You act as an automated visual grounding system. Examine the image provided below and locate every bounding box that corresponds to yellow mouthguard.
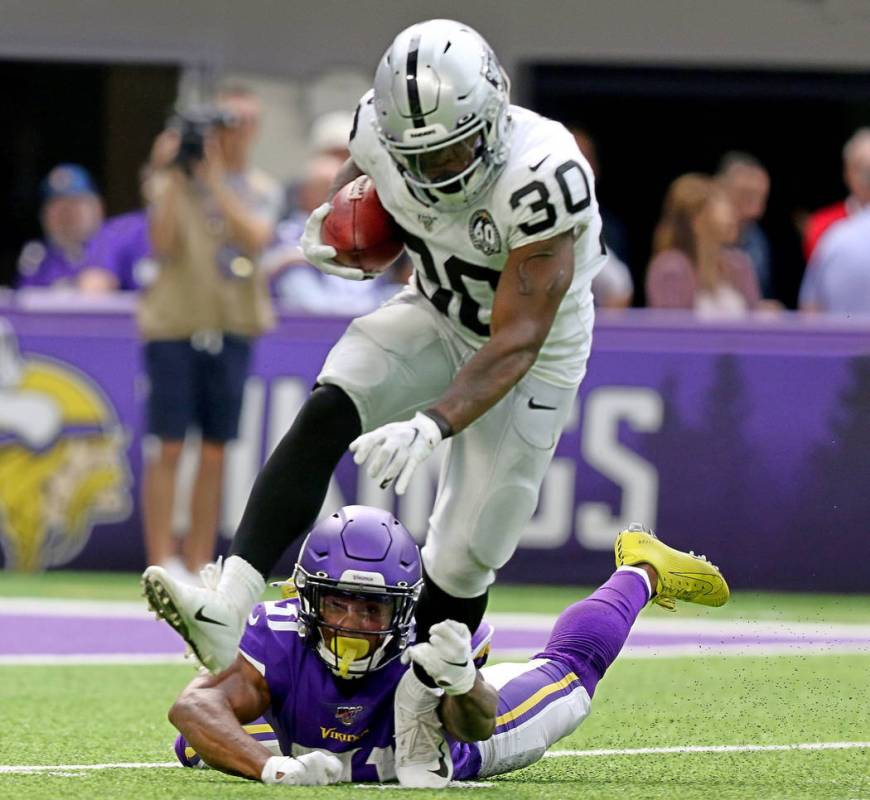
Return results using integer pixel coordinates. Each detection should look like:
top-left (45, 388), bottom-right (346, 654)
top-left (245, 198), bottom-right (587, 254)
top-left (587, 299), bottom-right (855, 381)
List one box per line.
top-left (333, 637), bottom-right (370, 677)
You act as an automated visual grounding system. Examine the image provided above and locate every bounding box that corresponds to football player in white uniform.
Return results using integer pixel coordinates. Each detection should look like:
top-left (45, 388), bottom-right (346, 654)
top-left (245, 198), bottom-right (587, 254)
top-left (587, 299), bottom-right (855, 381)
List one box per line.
top-left (143, 18), bottom-right (606, 787)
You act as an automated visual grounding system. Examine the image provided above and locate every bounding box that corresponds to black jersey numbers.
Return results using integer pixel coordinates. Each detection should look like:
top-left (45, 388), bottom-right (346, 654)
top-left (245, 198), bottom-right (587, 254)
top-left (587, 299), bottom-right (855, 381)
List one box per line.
top-left (554, 160), bottom-right (591, 213)
top-left (511, 159), bottom-right (591, 236)
top-left (401, 230), bottom-right (498, 336)
top-left (509, 181), bottom-right (556, 236)
top-left (444, 256), bottom-right (500, 335)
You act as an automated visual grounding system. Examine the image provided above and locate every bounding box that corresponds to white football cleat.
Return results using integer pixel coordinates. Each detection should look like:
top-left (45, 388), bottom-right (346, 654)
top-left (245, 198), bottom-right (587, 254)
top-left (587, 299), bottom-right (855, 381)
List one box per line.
top-left (393, 668), bottom-right (454, 788)
top-left (142, 560), bottom-right (243, 673)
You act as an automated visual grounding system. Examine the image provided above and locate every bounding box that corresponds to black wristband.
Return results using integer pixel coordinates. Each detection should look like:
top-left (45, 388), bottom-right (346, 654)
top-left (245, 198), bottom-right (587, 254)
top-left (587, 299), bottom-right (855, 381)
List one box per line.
top-left (422, 409), bottom-right (454, 440)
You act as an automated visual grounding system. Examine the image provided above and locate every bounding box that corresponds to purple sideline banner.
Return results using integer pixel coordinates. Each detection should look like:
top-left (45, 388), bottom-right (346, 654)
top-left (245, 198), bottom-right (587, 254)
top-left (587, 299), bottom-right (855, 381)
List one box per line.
top-left (1, 293), bottom-right (869, 592)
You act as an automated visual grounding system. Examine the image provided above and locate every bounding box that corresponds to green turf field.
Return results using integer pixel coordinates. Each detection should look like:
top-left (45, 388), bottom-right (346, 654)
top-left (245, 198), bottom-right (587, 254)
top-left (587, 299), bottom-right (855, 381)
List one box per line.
top-left (1, 573), bottom-right (868, 800)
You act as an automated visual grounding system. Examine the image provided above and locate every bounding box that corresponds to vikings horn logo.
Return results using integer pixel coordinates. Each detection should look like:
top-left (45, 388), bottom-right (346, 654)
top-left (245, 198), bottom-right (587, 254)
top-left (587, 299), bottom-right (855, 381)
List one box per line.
top-left (0, 319), bottom-right (131, 571)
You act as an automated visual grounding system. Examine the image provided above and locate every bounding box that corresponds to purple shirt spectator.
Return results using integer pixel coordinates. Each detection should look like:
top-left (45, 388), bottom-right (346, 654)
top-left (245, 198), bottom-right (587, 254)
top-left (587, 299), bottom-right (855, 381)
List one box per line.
top-left (16, 238), bottom-right (102, 288)
top-left (17, 163), bottom-right (106, 289)
top-left (89, 210), bottom-right (156, 291)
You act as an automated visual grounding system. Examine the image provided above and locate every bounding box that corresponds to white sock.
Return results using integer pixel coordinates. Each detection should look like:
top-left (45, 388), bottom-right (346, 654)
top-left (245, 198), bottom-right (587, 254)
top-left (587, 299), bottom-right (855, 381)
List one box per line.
top-left (218, 555), bottom-right (266, 618)
top-left (617, 565), bottom-right (653, 600)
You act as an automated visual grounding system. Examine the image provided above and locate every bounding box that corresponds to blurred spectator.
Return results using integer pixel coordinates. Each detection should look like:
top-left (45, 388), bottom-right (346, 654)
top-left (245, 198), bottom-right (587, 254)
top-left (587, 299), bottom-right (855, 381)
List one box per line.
top-left (88, 209), bottom-right (154, 291)
top-left (799, 207), bottom-right (870, 315)
top-left (591, 251), bottom-right (634, 309)
top-left (646, 173), bottom-right (761, 316)
top-left (716, 152), bottom-right (773, 298)
top-left (281, 110), bottom-right (355, 220)
top-left (803, 128), bottom-right (870, 261)
top-left (87, 149), bottom-right (173, 292)
top-left (309, 110), bottom-right (355, 161)
top-left (140, 84), bottom-right (282, 579)
top-left (16, 164), bottom-right (112, 291)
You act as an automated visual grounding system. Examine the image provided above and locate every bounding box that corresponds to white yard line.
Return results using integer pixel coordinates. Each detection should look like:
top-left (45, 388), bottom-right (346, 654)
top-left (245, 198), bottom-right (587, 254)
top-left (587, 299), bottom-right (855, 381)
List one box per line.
top-left (495, 644), bottom-right (870, 660)
top-left (3, 600), bottom-right (870, 639)
top-left (0, 599), bottom-right (151, 618)
top-left (545, 741), bottom-right (870, 757)
top-left (0, 653), bottom-right (188, 666)
top-left (0, 761), bottom-right (180, 774)
top-left (2, 742), bottom-right (868, 775)
top-left (4, 643), bottom-right (870, 667)
top-left (356, 782), bottom-right (495, 789)
top-left (487, 612), bottom-right (870, 639)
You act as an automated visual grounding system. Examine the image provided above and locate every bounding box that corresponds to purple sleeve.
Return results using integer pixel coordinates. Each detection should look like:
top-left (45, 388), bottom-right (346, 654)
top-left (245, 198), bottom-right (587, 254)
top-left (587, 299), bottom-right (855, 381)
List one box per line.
top-left (88, 212), bottom-right (150, 290)
top-left (238, 601), bottom-right (298, 705)
top-left (16, 242), bottom-right (56, 287)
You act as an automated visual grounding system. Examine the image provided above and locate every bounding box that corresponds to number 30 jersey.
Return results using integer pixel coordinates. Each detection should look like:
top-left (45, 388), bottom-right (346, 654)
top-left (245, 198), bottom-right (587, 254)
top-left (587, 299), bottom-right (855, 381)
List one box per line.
top-left (349, 91), bottom-right (606, 388)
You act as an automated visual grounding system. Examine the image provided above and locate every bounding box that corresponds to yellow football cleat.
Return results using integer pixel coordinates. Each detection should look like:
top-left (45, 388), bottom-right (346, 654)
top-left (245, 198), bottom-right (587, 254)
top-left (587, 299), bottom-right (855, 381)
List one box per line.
top-left (615, 524), bottom-right (730, 611)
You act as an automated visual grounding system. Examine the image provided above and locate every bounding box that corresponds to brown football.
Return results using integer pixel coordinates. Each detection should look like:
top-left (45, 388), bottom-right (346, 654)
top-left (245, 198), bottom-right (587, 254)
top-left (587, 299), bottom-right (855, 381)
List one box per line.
top-left (321, 175), bottom-right (404, 275)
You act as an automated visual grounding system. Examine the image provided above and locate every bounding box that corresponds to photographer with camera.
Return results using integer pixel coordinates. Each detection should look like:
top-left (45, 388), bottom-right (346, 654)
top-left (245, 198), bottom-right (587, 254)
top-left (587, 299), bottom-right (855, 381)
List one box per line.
top-left (140, 84), bottom-right (282, 581)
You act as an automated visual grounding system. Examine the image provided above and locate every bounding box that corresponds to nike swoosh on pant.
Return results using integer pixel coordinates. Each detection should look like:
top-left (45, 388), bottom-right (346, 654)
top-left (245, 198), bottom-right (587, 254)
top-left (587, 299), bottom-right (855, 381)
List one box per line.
top-left (528, 398), bottom-right (557, 410)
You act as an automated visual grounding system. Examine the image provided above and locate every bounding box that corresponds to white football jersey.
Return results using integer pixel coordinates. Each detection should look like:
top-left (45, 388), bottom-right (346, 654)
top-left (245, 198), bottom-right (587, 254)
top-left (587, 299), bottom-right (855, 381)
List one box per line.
top-left (349, 92), bottom-right (605, 387)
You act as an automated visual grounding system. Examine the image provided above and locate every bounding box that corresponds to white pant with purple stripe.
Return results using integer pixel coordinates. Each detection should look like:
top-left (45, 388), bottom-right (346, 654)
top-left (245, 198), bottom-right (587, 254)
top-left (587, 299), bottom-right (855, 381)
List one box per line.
top-left (473, 657), bottom-right (591, 777)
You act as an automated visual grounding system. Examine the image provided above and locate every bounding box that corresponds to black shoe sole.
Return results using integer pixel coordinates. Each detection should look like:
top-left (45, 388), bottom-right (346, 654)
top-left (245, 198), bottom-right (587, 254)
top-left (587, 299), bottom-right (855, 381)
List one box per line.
top-left (142, 575), bottom-right (211, 670)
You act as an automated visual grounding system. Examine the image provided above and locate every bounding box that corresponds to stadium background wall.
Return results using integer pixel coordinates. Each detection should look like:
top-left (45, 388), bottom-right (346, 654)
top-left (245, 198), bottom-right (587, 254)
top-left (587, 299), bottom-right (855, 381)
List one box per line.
top-left (3, 0), bottom-right (870, 76)
top-left (1, 299), bottom-right (868, 593)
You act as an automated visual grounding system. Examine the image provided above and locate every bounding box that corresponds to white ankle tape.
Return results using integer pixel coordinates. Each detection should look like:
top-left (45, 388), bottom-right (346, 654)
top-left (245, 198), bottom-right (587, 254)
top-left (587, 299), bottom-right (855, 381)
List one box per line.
top-left (220, 555), bottom-right (266, 616)
top-left (617, 565), bottom-right (653, 600)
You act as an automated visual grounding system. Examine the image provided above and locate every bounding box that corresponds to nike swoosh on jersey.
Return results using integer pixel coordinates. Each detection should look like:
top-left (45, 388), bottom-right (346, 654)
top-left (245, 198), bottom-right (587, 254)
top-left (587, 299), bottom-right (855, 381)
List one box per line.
top-left (529, 155), bottom-right (550, 172)
top-left (247, 612), bottom-right (260, 626)
top-left (528, 397), bottom-right (557, 410)
top-left (195, 606), bottom-right (229, 626)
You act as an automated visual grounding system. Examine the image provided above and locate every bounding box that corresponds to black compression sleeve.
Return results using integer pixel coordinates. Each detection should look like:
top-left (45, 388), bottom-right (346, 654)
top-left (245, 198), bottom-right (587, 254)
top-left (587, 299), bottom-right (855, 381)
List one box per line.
top-left (414, 565), bottom-right (489, 643)
top-left (229, 384), bottom-right (361, 578)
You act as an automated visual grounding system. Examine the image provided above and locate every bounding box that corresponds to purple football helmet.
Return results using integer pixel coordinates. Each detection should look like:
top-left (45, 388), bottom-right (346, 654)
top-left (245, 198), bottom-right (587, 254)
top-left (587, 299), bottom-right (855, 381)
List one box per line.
top-left (293, 505), bottom-right (422, 678)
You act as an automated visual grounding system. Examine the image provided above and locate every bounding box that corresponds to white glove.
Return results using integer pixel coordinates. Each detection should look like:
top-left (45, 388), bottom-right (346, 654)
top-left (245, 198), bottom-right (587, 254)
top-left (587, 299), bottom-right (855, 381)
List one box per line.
top-left (401, 620), bottom-right (476, 696)
top-left (261, 752), bottom-right (343, 785)
top-left (350, 412), bottom-right (443, 495)
top-left (300, 202), bottom-right (368, 281)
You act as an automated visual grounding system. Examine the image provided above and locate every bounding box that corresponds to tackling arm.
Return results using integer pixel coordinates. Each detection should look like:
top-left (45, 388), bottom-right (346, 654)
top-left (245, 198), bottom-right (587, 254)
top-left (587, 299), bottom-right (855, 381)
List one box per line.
top-left (168, 655), bottom-right (272, 780)
top-left (440, 674), bottom-right (499, 742)
top-left (428, 230), bottom-right (575, 435)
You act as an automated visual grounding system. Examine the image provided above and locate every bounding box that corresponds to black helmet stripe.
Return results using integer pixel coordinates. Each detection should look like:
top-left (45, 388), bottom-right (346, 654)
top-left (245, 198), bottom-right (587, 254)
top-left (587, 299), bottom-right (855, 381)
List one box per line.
top-left (405, 32), bottom-right (426, 128)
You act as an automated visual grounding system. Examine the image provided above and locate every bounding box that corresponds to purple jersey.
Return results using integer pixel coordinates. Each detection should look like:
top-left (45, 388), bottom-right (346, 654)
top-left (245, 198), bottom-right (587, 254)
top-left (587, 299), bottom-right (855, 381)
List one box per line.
top-left (89, 210), bottom-right (154, 291)
top-left (16, 237), bottom-right (102, 288)
top-left (238, 598), bottom-right (484, 782)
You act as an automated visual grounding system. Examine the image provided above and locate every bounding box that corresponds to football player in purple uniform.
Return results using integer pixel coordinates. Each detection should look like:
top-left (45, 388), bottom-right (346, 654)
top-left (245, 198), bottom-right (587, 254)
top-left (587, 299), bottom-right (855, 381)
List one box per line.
top-left (164, 505), bottom-right (728, 787)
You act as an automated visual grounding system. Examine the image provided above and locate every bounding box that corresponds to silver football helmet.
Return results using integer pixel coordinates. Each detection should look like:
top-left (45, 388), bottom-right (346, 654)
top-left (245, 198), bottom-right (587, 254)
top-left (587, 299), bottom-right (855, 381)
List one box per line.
top-left (373, 19), bottom-right (512, 211)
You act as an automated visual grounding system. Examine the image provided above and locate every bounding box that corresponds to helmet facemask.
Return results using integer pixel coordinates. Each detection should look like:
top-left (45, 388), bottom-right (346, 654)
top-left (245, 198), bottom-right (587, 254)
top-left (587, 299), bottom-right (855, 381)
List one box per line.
top-left (374, 19), bottom-right (512, 211)
top-left (382, 102), bottom-right (509, 210)
top-left (293, 565), bottom-right (420, 679)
